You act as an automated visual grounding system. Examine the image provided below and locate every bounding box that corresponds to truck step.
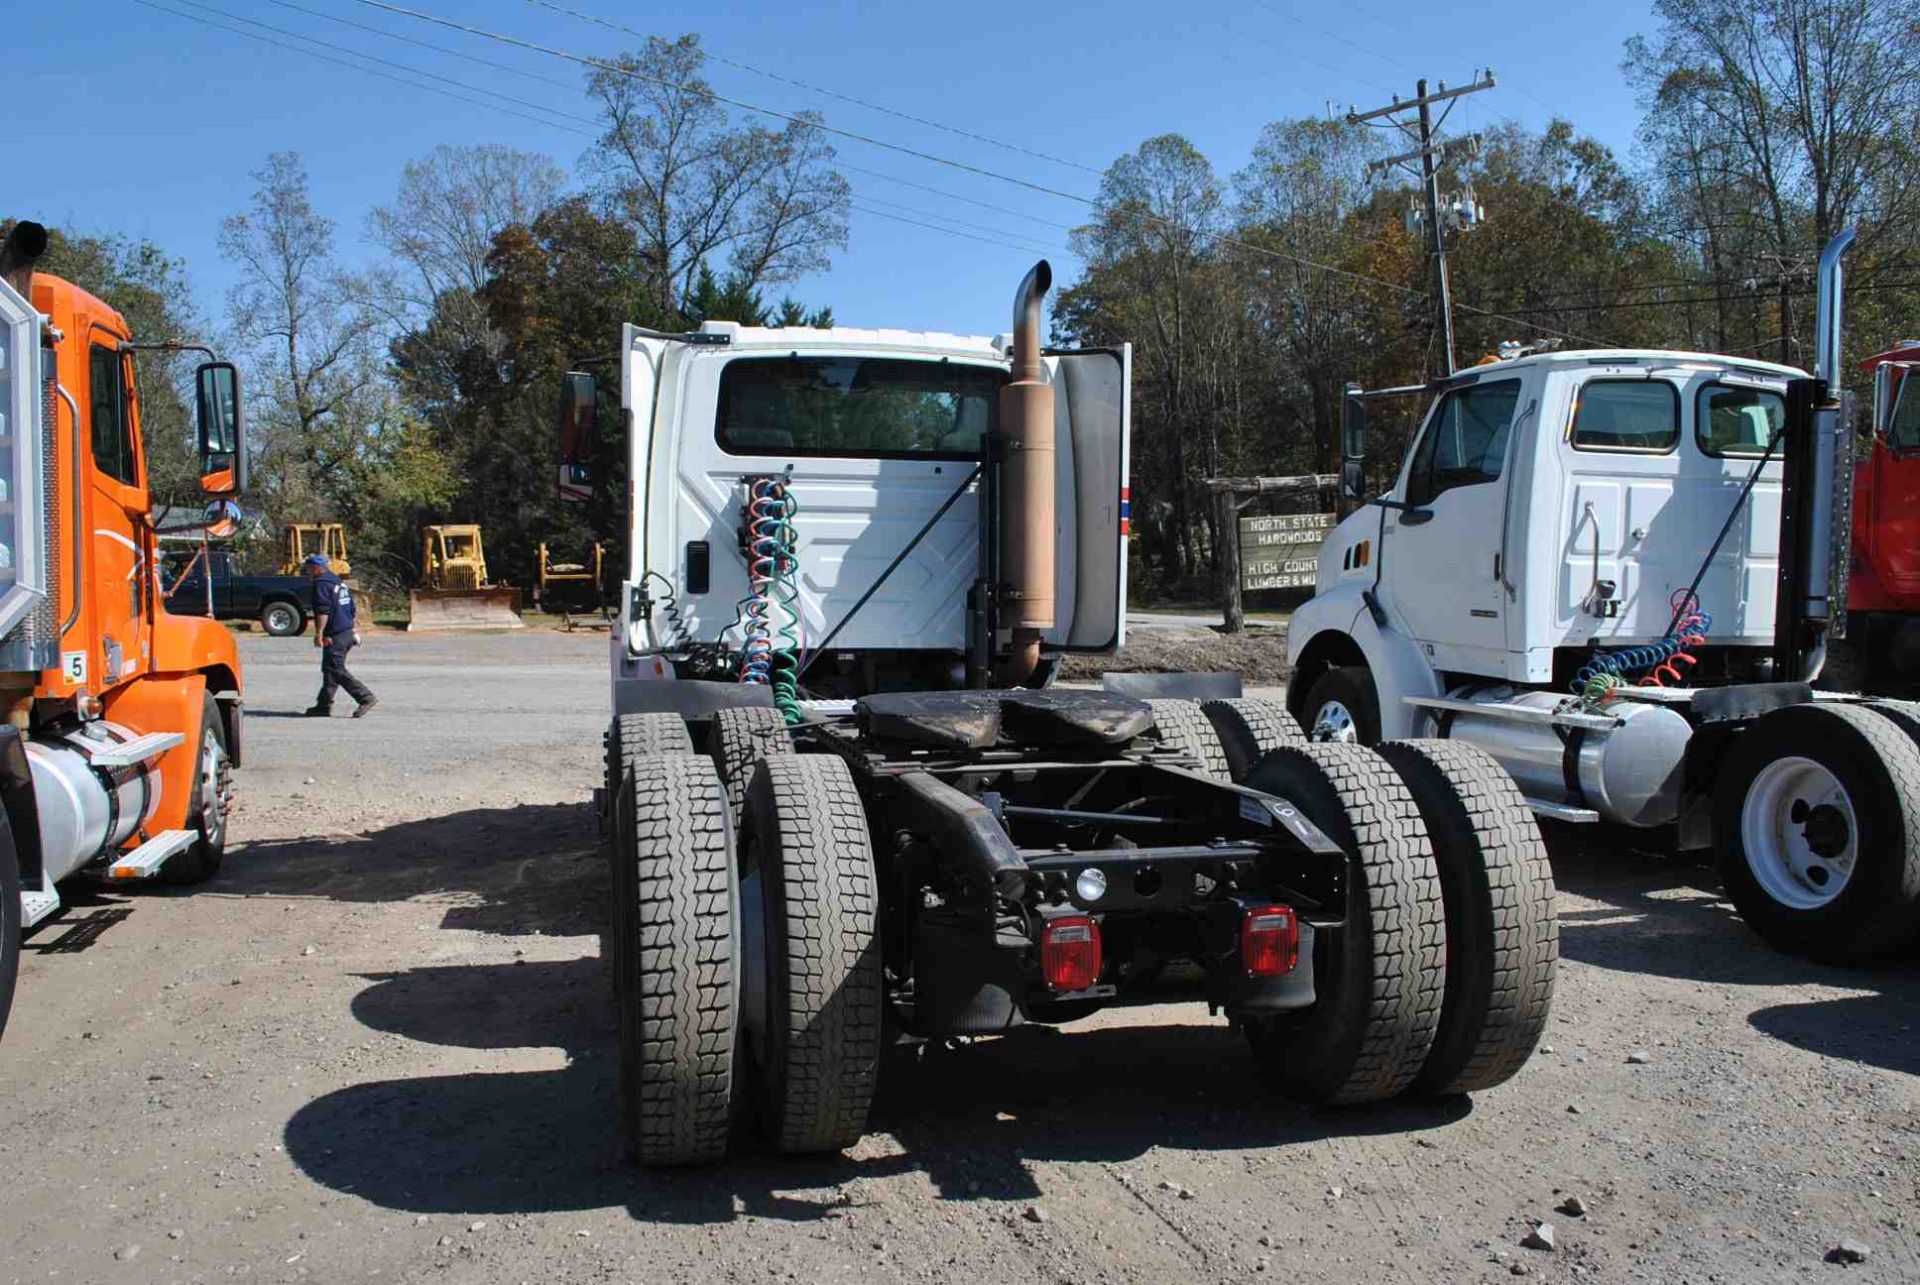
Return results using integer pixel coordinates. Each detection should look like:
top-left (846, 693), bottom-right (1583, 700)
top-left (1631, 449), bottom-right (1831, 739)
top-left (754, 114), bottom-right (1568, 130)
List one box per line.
top-left (89, 732), bottom-right (186, 768)
top-left (20, 869), bottom-right (60, 927)
top-left (106, 830), bottom-right (198, 880)
top-left (1524, 797), bottom-right (1600, 824)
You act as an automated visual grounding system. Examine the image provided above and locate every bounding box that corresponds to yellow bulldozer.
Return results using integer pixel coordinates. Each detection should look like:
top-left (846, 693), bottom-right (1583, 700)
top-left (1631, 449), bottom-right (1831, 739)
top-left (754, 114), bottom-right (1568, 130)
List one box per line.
top-left (407, 524), bottom-right (524, 631)
top-left (281, 522), bottom-right (350, 576)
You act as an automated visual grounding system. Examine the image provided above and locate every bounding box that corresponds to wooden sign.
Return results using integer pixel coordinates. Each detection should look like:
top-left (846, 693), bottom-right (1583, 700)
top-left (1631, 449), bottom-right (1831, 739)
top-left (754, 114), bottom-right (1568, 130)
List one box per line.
top-left (1238, 512), bottom-right (1336, 591)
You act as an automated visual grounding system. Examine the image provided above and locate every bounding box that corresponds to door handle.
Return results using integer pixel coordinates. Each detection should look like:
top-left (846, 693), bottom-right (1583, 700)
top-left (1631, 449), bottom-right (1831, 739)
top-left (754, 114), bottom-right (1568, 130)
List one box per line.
top-left (1399, 507), bottom-right (1435, 526)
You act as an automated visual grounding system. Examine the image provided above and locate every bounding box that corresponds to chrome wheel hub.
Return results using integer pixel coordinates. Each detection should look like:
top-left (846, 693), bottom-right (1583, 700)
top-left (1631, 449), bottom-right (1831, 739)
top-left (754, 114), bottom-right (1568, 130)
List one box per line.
top-left (1312, 700), bottom-right (1357, 743)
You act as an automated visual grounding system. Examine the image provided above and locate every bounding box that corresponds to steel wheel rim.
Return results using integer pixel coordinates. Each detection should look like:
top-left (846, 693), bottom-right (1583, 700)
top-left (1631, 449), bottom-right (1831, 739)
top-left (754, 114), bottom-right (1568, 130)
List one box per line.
top-left (267, 605), bottom-right (295, 633)
top-left (199, 730), bottom-right (233, 849)
top-left (1312, 699), bottom-right (1357, 743)
top-left (1740, 755), bottom-right (1857, 910)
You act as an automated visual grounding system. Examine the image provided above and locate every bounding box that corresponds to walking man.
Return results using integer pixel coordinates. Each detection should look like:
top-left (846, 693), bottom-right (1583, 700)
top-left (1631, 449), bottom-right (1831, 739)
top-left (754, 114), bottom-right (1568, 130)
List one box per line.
top-left (302, 554), bottom-right (378, 718)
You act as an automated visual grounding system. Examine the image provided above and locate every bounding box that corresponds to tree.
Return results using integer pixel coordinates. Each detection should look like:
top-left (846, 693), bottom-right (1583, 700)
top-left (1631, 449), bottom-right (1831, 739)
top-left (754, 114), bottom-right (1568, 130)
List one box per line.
top-left (220, 152), bottom-right (420, 546)
top-left (368, 143), bottom-right (565, 318)
top-left (583, 35), bottom-right (851, 319)
top-left (1628, 0), bottom-right (1920, 366)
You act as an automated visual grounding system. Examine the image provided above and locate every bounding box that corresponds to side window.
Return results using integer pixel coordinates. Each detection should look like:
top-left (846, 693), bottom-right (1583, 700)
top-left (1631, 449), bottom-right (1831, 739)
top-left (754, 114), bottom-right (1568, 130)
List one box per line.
top-left (1889, 372), bottom-right (1920, 452)
top-left (1571, 379), bottom-right (1679, 452)
top-left (1697, 383), bottom-right (1785, 458)
top-left (1406, 378), bottom-right (1521, 506)
top-left (88, 345), bottom-right (138, 484)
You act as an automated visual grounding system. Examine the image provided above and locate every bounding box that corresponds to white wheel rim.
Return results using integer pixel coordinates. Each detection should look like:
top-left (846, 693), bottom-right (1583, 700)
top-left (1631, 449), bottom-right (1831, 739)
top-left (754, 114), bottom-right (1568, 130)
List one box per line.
top-left (1740, 755), bottom-right (1857, 910)
top-left (1312, 699), bottom-right (1357, 743)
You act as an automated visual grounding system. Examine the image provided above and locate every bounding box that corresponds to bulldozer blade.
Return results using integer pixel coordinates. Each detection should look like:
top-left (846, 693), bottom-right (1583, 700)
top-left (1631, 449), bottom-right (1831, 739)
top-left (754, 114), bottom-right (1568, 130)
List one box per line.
top-left (406, 587), bottom-right (525, 631)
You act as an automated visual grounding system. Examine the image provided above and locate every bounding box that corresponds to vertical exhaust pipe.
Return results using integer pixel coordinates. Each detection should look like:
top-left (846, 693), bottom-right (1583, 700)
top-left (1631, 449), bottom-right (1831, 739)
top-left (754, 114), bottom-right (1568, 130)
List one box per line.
top-left (1805, 229), bottom-right (1855, 631)
top-left (1775, 230), bottom-right (1855, 681)
top-left (0, 220), bottom-right (49, 299)
top-left (997, 260), bottom-right (1055, 685)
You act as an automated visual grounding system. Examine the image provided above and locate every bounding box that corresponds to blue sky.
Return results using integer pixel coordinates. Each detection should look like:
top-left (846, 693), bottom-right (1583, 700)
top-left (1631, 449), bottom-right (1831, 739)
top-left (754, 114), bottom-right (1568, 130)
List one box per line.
top-left (8, 0), bottom-right (1659, 337)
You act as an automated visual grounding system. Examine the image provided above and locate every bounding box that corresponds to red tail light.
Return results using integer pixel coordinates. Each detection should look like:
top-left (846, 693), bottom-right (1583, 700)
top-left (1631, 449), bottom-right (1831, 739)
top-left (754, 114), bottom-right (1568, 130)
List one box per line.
top-left (1241, 905), bottom-right (1299, 977)
top-left (1041, 915), bottom-right (1102, 991)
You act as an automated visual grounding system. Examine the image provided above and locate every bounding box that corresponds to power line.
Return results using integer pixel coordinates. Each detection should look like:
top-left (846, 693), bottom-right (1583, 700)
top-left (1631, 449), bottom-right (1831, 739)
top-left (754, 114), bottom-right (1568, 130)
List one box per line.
top-left (358, 0), bottom-right (1614, 348)
top-left (137, 0), bottom-right (589, 133)
top-left (522, 0), bottom-right (1106, 176)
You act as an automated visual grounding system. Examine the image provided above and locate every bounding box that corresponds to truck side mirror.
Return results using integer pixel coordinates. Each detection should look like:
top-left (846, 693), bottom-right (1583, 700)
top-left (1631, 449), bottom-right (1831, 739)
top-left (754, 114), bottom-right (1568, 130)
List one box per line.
top-left (557, 371), bottom-right (596, 504)
top-left (194, 361), bottom-right (246, 495)
top-left (1341, 385), bottom-right (1366, 499)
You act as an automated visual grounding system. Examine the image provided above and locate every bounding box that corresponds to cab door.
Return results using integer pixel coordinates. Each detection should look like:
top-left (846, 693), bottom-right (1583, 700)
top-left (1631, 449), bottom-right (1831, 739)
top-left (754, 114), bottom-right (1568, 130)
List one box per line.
top-left (1381, 374), bottom-right (1526, 675)
top-left (82, 336), bottom-right (151, 687)
top-left (1872, 365), bottom-right (1920, 599)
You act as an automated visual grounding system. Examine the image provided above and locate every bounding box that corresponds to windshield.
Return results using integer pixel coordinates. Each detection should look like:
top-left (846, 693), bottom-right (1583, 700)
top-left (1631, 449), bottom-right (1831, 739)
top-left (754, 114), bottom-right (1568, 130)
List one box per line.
top-left (715, 356), bottom-right (1003, 458)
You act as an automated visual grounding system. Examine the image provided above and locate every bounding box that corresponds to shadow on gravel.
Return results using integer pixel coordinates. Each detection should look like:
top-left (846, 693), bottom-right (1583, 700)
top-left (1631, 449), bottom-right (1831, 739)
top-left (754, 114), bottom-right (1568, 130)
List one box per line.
top-left (226, 803), bottom-right (601, 937)
top-left (1544, 823), bottom-right (1920, 1075)
top-left (283, 957), bottom-right (1467, 1224)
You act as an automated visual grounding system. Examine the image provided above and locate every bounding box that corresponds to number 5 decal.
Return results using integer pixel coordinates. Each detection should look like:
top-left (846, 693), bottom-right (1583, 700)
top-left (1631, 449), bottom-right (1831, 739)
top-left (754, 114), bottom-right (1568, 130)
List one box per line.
top-left (62, 650), bottom-right (86, 684)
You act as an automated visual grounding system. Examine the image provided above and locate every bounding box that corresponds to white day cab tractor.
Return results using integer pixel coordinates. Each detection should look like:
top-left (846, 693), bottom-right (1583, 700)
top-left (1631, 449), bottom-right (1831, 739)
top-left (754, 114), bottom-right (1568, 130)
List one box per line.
top-left (0, 222), bottom-right (252, 1038)
top-left (554, 261), bottom-right (1557, 1166)
top-left (1286, 230), bottom-right (1920, 965)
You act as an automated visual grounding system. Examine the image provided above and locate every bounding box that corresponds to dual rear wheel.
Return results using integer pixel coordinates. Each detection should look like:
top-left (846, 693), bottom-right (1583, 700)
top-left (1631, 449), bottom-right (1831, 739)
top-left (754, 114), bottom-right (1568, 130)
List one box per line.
top-left (1242, 740), bottom-right (1556, 1103)
top-left (606, 714), bottom-right (880, 1165)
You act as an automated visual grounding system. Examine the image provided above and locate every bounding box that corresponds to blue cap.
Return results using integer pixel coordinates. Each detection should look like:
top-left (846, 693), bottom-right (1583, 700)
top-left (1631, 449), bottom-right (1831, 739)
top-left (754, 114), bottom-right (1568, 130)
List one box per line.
top-left (303, 553), bottom-right (330, 569)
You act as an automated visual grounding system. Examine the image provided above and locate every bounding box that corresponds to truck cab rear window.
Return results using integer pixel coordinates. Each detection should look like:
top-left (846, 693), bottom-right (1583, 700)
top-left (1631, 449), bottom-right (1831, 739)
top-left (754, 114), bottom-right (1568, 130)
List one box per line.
top-left (1570, 379), bottom-right (1679, 453)
top-left (716, 357), bottom-right (1002, 458)
top-left (1697, 383), bottom-right (1785, 457)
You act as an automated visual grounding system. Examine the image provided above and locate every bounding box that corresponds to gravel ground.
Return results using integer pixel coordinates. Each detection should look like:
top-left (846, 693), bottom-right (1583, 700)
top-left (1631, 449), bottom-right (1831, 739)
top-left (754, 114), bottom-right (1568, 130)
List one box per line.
top-left (2, 629), bottom-right (1917, 1284)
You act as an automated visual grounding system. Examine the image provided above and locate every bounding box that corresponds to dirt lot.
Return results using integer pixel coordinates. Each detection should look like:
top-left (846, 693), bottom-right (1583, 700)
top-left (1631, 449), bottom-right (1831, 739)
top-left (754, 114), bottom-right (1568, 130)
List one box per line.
top-left (3, 630), bottom-right (1917, 1284)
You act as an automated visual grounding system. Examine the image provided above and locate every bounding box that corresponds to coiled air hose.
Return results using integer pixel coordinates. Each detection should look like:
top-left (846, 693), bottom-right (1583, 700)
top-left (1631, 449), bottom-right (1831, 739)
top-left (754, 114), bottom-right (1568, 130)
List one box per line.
top-left (739, 478), bottom-right (804, 724)
top-left (1572, 589), bottom-right (1712, 706)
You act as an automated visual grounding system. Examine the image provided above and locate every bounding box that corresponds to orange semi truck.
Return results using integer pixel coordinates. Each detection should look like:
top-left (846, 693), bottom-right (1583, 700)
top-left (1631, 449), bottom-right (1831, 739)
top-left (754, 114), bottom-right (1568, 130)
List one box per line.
top-left (0, 221), bottom-right (249, 1037)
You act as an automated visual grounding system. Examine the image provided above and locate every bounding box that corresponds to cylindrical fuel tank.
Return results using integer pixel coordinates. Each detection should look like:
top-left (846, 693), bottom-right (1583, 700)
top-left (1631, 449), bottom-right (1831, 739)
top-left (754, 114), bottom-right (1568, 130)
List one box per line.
top-left (1441, 686), bottom-right (1691, 828)
top-left (26, 721), bottom-right (163, 882)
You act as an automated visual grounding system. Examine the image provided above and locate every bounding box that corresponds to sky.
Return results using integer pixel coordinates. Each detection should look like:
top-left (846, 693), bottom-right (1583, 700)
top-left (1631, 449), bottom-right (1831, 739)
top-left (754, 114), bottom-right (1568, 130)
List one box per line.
top-left (7, 0), bottom-right (1662, 339)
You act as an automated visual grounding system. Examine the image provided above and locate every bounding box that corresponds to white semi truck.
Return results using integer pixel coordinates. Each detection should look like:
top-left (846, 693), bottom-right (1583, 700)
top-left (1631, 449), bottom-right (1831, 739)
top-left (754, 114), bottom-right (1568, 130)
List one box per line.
top-left (557, 263), bottom-right (1556, 1165)
top-left (1285, 231), bottom-right (1920, 964)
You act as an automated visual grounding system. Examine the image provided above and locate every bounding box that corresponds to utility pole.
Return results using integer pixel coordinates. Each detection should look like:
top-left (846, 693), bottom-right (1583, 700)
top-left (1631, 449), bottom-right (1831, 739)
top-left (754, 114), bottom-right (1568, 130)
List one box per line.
top-left (1350, 72), bottom-right (1497, 377)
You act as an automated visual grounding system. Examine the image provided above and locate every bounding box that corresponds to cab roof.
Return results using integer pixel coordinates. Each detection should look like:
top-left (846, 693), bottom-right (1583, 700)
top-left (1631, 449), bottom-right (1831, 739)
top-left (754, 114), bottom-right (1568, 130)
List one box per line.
top-left (1455, 348), bottom-right (1803, 382)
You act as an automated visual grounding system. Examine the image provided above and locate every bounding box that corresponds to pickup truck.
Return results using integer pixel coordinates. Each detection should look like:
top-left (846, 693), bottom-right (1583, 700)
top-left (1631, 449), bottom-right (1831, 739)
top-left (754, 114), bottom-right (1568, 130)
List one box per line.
top-left (163, 547), bottom-right (317, 637)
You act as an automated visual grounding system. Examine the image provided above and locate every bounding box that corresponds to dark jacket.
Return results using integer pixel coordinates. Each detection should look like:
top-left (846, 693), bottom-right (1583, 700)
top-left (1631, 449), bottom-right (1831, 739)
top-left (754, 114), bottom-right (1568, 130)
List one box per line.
top-left (313, 573), bottom-right (357, 640)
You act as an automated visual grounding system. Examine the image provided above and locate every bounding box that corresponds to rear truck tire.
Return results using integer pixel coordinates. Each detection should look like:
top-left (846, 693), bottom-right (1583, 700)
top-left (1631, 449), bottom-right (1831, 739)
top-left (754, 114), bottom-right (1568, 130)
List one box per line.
top-left (1713, 702), bottom-right (1920, 963)
top-left (0, 811), bottom-right (20, 1041)
top-left (1240, 744), bottom-right (1447, 1104)
top-left (1201, 697), bottom-right (1307, 781)
top-left (259, 600), bottom-right (305, 638)
top-left (602, 713), bottom-right (699, 1011)
top-left (1301, 666), bottom-right (1381, 745)
top-left (1376, 740), bottom-right (1556, 1096)
top-left (611, 753), bottom-right (738, 1166)
top-left (741, 754), bottom-right (882, 1155)
top-left (163, 694), bottom-right (232, 886)
top-left (1145, 698), bottom-right (1230, 780)
top-left (710, 706), bottom-right (792, 830)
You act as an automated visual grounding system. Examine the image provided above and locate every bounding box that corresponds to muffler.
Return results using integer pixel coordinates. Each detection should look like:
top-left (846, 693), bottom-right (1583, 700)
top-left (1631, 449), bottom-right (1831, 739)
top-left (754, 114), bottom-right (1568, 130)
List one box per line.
top-left (995, 261), bottom-right (1055, 685)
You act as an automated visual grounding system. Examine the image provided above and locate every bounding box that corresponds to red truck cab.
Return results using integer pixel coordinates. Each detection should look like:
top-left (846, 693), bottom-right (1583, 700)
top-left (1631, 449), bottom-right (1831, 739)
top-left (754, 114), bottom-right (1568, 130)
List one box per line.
top-left (1845, 343), bottom-right (1920, 688)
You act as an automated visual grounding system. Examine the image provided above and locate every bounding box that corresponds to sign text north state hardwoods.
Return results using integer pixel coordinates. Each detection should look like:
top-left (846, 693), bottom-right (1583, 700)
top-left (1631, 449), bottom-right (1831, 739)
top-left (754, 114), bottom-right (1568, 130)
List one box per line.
top-left (1239, 512), bottom-right (1337, 591)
